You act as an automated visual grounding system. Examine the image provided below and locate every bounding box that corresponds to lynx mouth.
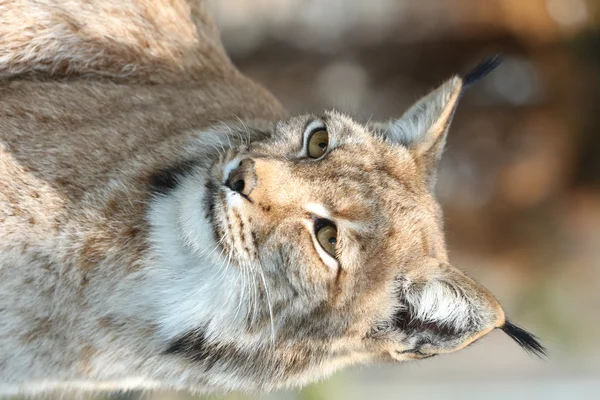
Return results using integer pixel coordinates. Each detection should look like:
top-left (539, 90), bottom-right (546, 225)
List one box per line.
top-left (500, 320), bottom-right (547, 358)
top-left (204, 174), bottom-right (256, 260)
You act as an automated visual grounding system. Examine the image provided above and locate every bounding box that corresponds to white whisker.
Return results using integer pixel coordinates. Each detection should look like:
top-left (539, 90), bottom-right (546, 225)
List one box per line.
top-left (256, 261), bottom-right (275, 344)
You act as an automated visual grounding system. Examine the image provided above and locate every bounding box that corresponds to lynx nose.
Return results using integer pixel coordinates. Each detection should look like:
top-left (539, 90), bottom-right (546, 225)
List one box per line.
top-left (225, 158), bottom-right (256, 197)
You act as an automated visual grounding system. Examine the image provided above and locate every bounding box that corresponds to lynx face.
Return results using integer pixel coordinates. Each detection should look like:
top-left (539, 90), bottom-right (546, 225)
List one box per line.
top-left (161, 60), bottom-right (544, 390)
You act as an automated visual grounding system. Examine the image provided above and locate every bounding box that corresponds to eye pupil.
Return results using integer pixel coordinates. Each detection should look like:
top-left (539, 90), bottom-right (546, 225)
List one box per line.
top-left (307, 128), bottom-right (329, 158)
top-left (315, 220), bottom-right (337, 258)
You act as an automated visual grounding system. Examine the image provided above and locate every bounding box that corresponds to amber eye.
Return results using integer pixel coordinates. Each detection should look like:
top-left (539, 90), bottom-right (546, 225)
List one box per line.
top-left (315, 219), bottom-right (337, 258)
top-left (307, 128), bottom-right (329, 158)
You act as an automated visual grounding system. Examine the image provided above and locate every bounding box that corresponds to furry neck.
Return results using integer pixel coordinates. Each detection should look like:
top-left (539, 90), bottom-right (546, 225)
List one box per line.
top-left (140, 123), bottom-right (275, 344)
top-left (144, 164), bottom-right (248, 342)
top-left (0, 125), bottom-right (277, 394)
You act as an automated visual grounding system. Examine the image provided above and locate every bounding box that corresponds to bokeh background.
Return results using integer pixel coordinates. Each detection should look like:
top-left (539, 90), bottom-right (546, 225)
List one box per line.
top-left (47, 0), bottom-right (600, 399)
top-left (204, 0), bottom-right (600, 398)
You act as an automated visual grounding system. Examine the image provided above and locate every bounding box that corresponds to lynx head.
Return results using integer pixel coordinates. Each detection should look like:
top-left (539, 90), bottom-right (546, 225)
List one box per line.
top-left (153, 57), bottom-right (545, 391)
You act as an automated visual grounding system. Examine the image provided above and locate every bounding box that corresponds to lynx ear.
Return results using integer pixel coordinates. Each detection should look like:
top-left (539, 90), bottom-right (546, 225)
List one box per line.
top-left (389, 259), bottom-right (546, 358)
top-left (392, 261), bottom-right (505, 356)
top-left (371, 56), bottom-right (501, 189)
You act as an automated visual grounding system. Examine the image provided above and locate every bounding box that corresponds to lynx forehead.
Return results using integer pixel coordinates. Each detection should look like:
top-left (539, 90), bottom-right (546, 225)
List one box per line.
top-left (0, 0), bottom-right (544, 396)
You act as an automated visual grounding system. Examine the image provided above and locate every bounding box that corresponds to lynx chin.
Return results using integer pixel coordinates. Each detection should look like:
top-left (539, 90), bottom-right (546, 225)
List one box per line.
top-left (0, 0), bottom-right (545, 396)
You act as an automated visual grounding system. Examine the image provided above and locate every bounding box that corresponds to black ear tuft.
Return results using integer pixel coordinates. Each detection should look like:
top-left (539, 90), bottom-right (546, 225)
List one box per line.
top-left (462, 54), bottom-right (502, 88)
top-left (501, 319), bottom-right (547, 358)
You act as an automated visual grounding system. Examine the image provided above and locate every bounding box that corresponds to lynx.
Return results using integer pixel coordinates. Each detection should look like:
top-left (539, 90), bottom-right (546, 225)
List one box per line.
top-left (0, 0), bottom-right (545, 396)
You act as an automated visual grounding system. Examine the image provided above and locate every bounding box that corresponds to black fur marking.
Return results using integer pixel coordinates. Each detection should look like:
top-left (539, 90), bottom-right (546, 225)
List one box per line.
top-left (165, 329), bottom-right (220, 368)
top-left (165, 330), bottom-right (206, 357)
top-left (462, 54), bottom-right (502, 88)
top-left (150, 160), bottom-right (199, 195)
top-left (165, 329), bottom-right (258, 373)
top-left (501, 319), bottom-right (547, 358)
top-left (392, 308), bottom-right (463, 338)
top-left (203, 180), bottom-right (217, 218)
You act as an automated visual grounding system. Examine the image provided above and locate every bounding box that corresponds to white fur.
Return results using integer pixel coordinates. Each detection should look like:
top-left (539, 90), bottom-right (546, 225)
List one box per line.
top-left (146, 168), bottom-right (246, 341)
top-left (305, 202), bottom-right (331, 219)
top-left (408, 280), bottom-right (471, 330)
top-left (222, 157), bottom-right (242, 182)
top-left (0, 378), bottom-right (162, 397)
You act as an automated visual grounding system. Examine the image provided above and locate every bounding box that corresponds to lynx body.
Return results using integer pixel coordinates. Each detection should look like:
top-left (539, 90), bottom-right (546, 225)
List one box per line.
top-left (0, 0), bottom-right (543, 396)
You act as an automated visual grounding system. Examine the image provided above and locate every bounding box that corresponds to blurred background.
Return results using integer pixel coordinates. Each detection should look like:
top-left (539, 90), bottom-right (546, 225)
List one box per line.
top-left (204, 0), bottom-right (600, 398)
top-left (55, 0), bottom-right (600, 399)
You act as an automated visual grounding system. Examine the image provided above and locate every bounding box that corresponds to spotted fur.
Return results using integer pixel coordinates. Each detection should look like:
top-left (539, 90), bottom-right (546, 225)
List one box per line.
top-left (0, 0), bottom-right (543, 396)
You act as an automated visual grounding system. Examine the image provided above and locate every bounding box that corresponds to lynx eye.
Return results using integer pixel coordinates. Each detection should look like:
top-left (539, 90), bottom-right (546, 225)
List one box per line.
top-left (315, 219), bottom-right (337, 257)
top-left (307, 128), bottom-right (329, 158)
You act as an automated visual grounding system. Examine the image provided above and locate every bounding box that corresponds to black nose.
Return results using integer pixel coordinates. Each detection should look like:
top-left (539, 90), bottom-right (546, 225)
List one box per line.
top-left (225, 158), bottom-right (256, 197)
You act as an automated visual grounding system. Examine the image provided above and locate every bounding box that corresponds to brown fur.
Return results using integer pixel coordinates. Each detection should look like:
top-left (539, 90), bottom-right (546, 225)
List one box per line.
top-left (0, 1), bottom-right (540, 396)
